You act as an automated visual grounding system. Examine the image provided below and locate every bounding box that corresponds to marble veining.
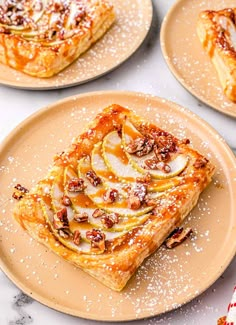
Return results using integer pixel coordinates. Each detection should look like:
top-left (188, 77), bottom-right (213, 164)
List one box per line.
top-left (9, 293), bottom-right (33, 325)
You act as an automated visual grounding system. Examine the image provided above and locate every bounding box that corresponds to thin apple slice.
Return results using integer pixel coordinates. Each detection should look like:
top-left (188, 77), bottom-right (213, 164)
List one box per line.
top-left (91, 142), bottom-right (129, 197)
top-left (122, 120), bottom-right (189, 179)
top-left (78, 156), bottom-right (154, 217)
top-left (102, 131), bottom-right (142, 182)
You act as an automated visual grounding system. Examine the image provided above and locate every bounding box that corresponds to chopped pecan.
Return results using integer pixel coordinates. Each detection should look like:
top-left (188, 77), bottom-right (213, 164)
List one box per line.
top-left (53, 208), bottom-right (69, 230)
top-left (154, 145), bottom-right (171, 162)
top-left (92, 208), bottom-right (105, 218)
top-left (61, 195), bottom-right (72, 206)
top-left (193, 157), bottom-right (209, 169)
top-left (144, 158), bottom-right (171, 173)
top-left (144, 194), bottom-right (157, 207)
top-left (86, 229), bottom-right (106, 251)
top-left (181, 138), bottom-right (190, 145)
top-left (217, 316), bottom-right (226, 325)
top-left (86, 170), bottom-right (102, 187)
top-left (12, 184), bottom-right (29, 200)
top-left (136, 173), bottom-right (152, 184)
top-left (73, 230), bottom-right (81, 245)
top-left (74, 212), bottom-right (88, 223)
top-left (155, 134), bottom-right (177, 153)
top-left (67, 177), bottom-right (86, 192)
top-left (128, 184), bottom-right (147, 210)
top-left (101, 213), bottom-right (119, 228)
top-left (165, 227), bottom-right (193, 249)
top-left (103, 188), bottom-right (118, 203)
top-left (126, 137), bottom-right (154, 157)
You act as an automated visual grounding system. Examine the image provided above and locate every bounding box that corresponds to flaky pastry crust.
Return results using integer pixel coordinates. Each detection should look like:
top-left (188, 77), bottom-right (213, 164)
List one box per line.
top-left (13, 104), bottom-right (215, 291)
top-left (197, 8), bottom-right (236, 102)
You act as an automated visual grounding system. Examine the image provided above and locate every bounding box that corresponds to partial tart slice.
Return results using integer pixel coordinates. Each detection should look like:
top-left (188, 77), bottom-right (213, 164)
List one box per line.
top-left (197, 8), bottom-right (236, 102)
top-left (13, 104), bottom-right (215, 291)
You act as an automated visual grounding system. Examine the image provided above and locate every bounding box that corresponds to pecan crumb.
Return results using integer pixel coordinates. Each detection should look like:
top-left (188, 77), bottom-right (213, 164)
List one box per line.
top-left (136, 173), bottom-right (152, 184)
top-left (101, 213), bottom-right (119, 229)
top-left (12, 184), bottom-right (29, 200)
top-left (74, 212), bottom-right (88, 223)
top-left (144, 158), bottom-right (171, 173)
top-left (165, 227), bottom-right (193, 249)
top-left (86, 170), bottom-right (102, 187)
top-left (86, 229), bottom-right (106, 251)
top-left (193, 157), bottom-right (209, 169)
top-left (92, 208), bottom-right (105, 218)
top-left (103, 188), bottom-right (118, 203)
top-left (73, 230), bottom-right (81, 245)
top-left (53, 208), bottom-right (69, 230)
top-left (67, 177), bottom-right (86, 192)
top-left (217, 316), bottom-right (226, 325)
top-left (61, 195), bottom-right (71, 206)
top-left (128, 184), bottom-right (147, 210)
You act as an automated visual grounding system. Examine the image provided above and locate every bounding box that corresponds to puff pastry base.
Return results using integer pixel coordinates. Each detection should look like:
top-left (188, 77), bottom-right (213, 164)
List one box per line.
top-left (0, 0), bottom-right (115, 77)
top-left (13, 104), bottom-right (215, 291)
top-left (197, 8), bottom-right (236, 102)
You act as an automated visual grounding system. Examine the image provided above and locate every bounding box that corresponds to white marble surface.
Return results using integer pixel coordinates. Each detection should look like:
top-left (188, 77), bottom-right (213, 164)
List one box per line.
top-left (0, 1), bottom-right (235, 324)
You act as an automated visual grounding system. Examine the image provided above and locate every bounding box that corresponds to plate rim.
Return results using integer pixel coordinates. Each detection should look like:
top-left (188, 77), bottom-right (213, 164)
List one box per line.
top-left (0, 0), bottom-right (153, 90)
top-left (160, 0), bottom-right (236, 119)
top-left (0, 90), bottom-right (236, 321)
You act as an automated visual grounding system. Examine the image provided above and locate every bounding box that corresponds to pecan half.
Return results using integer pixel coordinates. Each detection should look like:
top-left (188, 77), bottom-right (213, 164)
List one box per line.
top-left (67, 177), bottom-right (86, 192)
top-left (101, 213), bottom-right (119, 229)
top-left (193, 157), bottom-right (209, 169)
top-left (86, 229), bottom-right (106, 251)
top-left (86, 170), bottom-right (102, 187)
top-left (53, 208), bottom-right (69, 230)
top-left (165, 227), bottom-right (193, 249)
top-left (73, 230), bottom-right (81, 246)
top-left (128, 184), bottom-right (147, 210)
top-left (12, 184), bottom-right (29, 200)
top-left (103, 188), bottom-right (118, 203)
top-left (61, 195), bottom-right (72, 206)
top-left (92, 208), bottom-right (105, 218)
top-left (74, 212), bottom-right (88, 223)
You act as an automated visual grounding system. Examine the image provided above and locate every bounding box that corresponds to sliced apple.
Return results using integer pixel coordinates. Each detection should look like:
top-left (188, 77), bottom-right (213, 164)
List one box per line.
top-left (122, 120), bottom-right (189, 179)
top-left (102, 131), bottom-right (142, 182)
top-left (78, 156), bottom-right (154, 217)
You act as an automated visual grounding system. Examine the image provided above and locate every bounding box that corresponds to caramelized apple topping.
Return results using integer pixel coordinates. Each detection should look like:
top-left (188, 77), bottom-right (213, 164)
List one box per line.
top-left (86, 170), bottom-right (102, 187)
top-left (101, 213), bottom-right (119, 229)
top-left (126, 136), bottom-right (154, 157)
top-left (128, 184), bottom-right (147, 210)
top-left (165, 227), bottom-right (193, 249)
top-left (12, 184), bottom-right (29, 200)
top-left (67, 177), bottom-right (86, 192)
top-left (73, 230), bottom-right (81, 246)
top-left (193, 157), bottom-right (209, 169)
top-left (103, 188), bottom-right (118, 203)
top-left (53, 208), bottom-right (69, 230)
top-left (86, 229), bottom-right (105, 251)
top-left (61, 195), bottom-right (72, 206)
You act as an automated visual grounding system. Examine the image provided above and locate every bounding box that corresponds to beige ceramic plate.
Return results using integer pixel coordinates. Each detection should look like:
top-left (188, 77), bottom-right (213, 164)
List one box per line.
top-left (0, 91), bottom-right (235, 321)
top-left (0, 0), bottom-right (152, 90)
top-left (161, 0), bottom-right (236, 118)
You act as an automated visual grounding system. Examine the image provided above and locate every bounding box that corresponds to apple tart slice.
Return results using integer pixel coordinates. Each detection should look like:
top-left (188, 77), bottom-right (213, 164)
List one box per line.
top-left (13, 104), bottom-right (215, 291)
top-left (0, 0), bottom-right (115, 77)
top-left (197, 8), bottom-right (236, 102)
